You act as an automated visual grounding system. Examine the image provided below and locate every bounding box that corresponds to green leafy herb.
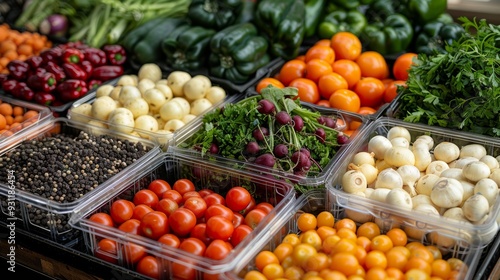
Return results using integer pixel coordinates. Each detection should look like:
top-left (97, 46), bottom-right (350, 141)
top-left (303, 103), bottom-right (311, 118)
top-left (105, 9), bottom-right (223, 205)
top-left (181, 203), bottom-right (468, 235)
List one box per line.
top-left (179, 86), bottom-right (345, 189)
top-left (396, 17), bottom-right (500, 137)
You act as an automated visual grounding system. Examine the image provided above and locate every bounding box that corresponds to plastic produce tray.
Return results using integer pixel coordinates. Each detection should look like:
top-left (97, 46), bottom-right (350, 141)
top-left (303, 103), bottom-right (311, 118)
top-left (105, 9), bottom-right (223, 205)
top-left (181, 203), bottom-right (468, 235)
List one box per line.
top-left (0, 95), bottom-right (53, 153)
top-left (223, 188), bottom-right (483, 280)
top-left (0, 117), bottom-right (161, 244)
top-left (172, 99), bottom-right (370, 189)
top-left (67, 74), bottom-right (243, 150)
top-left (69, 151), bottom-right (296, 279)
top-left (326, 117), bottom-right (500, 247)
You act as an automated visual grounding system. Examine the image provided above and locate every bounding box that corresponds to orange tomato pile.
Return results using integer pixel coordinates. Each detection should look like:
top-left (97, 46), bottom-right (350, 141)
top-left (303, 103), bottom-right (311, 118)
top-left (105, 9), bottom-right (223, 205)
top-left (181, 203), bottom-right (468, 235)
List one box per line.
top-left (255, 32), bottom-right (418, 119)
top-left (0, 100), bottom-right (39, 136)
top-left (0, 24), bottom-right (53, 74)
top-left (243, 213), bottom-right (467, 280)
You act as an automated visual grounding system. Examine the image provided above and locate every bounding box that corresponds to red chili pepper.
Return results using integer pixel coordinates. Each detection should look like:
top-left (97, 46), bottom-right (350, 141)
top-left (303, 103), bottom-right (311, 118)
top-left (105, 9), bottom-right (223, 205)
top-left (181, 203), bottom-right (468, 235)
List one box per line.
top-left (6, 60), bottom-right (29, 81)
top-left (63, 48), bottom-right (85, 64)
top-left (44, 61), bottom-right (66, 82)
top-left (27, 72), bottom-right (57, 92)
top-left (57, 79), bottom-right (88, 101)
top-left (82, 48), bottom-right (107, 66)
top-left (63, 63), bottom-right (88, 81)
top-left (2, 79), bottom-right (19, 94)
top-left (25, 55), bottom-right (44, 69)
top-left (87, 79), bottom-right (102, 91)
top-left (91, 65), bottom-right (124, 81)
top-left (34, 92), bottom-right (56, 106)
top-left (102, 44), bottom-right (127, 65)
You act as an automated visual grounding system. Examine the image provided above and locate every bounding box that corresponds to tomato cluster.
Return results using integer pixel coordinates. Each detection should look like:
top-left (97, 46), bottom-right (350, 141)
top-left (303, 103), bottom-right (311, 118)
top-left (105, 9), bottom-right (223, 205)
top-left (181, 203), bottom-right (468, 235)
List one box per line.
top-left (88, 178), bottom-right (274, 279)
top-left (243, 213), bottom-right (467, 280)
top-left (256, 32), bottom-right (418, 125)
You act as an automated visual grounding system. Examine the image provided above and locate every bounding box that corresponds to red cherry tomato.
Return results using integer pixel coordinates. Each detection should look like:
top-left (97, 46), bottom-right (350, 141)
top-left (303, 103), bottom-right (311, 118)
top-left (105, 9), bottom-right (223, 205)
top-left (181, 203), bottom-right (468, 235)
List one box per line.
top-left (254, 202), bottom-right (274, 214)
top-left (155, 198), bottom-right (179, 217)
top-left (122, 242), bottom-right (147, 265)
top-left (204, 239), bottom-right (233, 260)
top-left (110, 199), bottom-right (135, 224)
top-left (162, 189), bottom-right (183, 205)
top-left (205, 204), bottom-right (234, 222)
top-left (244, 208), bottom-right (267, 229)
top-left (198, 188), bottom-right (214, 198)
top-left (136, 255), bottom-right (160, 279)
top-left (158, 233), bottom-right (181, 248)
top-left (240, 196), bottom-right (256, 216)
top-left (190, 223), bottom-right (212, 246)
top-left (118, 218), bottom-right (141, 235)
top-left (140, 211), bottom-right (169, 240)
top-left (183, 196), bottom-right (208, 219)
top-left (225, 186), bottom-right (252, 212)
top-left (206, 215), bottom-right (234, 241)
top-left (173, 179), bottom-right (196, 196)
top-left (231, 224), bottom-right (253, 247)
top-left (179, 237), bottom-right (207, 256)
top-left (232, 212), bottom-right (245, 228)
top-left (182, 190), bottom-right (202, 203)
top-left (95, 238), bottom-right (118, 264)
top-left (132, 204), bottom-right (154, 221)
top-left (203, 193), bottom-right (226, 207)
top-left (133, 189), bottom-right (159, 209)
top-left (147, 179), bottom-right (171, 198)
top-left (89, 212), bottom-right (114, 228)
top-left (169, 208), bottom-right (197, 237)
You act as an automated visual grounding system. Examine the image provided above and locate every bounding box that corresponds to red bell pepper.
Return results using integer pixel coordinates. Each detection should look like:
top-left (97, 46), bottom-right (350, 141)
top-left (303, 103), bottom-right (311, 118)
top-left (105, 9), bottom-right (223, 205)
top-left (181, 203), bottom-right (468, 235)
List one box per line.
top-left (44, 61), bottom-right (66, 82)
top-left (6, 60), bottom-right (29, 81)
top-left (57, 79), bottom-right (88, 101)
top-left (83, 48), bottom-right (107, 66)
top-left (40, 47), bottom-right (64, 65)
top-left (102, 44), bottom-right (127, 65)
top-left (20, 86), bottom-right (35, 101)
top-left (80, 60), bottom-right (93, 77)
top-left (25, 55), bottom-right (44, 69)
top-left (2, 79), bottom-right (19, 94)
top-left (63, 63), bottom-right (88, 81)
top-left (0, 74), bottom-right (9, 84)
top-left (88, 79), bottom-right (102, 91)
top-left (27, 72), bottom-right (57, 92)
top-left (63, 48), bottom-right (85, 64)
top-left (12, 82), bottom-right (32, 100)
top-left (91, 65), bottom-right (123, 81)
top-left (34, 92), bottom-right (56, 106)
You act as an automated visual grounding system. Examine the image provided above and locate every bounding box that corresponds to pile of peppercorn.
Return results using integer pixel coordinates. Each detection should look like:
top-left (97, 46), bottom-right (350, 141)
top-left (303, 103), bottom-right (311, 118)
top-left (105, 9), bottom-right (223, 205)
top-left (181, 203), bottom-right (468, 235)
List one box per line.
top-left (0, 42), bottom-right (125, 106)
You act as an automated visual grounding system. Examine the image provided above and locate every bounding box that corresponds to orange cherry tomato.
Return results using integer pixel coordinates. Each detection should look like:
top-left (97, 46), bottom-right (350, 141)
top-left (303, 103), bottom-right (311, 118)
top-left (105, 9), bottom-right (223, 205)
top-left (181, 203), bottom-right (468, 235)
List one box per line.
top-left (318, 72), bottom-right (349, 100)
top-left (393, 52), bottom-right (418, 81)
top-left (256, 77), bottom-right (285, 93)
top-left (305, 58), bottom-right (333, 84)
top-left (289, 78), bottom-right (320, 104)
top-left (355, 51), bottom-right (390, 80)
top-left (354, 77), bottom-right (386, 107)
top-left (332, 59), bottom-right (361, 89)
top-left (330, 31), bottom-right (362, 61)
top-left (305, 45), bottom-right (335, 64)
top-left (329, 89), bottom-right (360, 113)
top-left (278, 59), bottom-right (307, 86)
top-left (384, 80), bottom-right (406, 103)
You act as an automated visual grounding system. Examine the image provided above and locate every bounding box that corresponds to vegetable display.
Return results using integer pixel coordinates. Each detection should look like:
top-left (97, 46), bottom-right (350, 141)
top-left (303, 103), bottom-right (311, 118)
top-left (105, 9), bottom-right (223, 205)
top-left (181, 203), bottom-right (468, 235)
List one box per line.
top-left (395, 18), bottom-right (500, 137)
top-left (178, 85), bottom-right (349, 191)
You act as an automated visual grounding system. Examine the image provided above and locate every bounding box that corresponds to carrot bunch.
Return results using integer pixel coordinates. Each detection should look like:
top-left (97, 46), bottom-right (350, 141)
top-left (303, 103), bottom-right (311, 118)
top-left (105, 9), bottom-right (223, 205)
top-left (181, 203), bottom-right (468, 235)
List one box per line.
top-left (0, 24), bottom-right (53, 74)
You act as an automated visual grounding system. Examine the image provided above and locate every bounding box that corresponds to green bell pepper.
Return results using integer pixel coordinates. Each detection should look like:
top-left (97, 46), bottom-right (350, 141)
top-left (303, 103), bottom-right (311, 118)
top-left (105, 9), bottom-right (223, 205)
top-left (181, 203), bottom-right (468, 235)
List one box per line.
top-left (128, 18), bottom-right (188, 65)
top-left (414, 21), bottom-right (465, 55)
top-left (317, 10), bottom-right (367, 39)
top-left (208, 23), bottom-right (271, 84)
top-left (234, 0), bottom-right (256, 24)
top-left (187, 0), bottom-right (243, 30)
top-left (305, 0), bottom-right (326, 38)
top-left (362, 14), bottom-right (414, 55)
top-left (328, 0), bottom-right (360, 10)
top-left (162, 24), bottom-right (216, 71)
top-left (406, 0), bottom-right (447, 24)
top-left (254, 0), bottom-right (305, 60)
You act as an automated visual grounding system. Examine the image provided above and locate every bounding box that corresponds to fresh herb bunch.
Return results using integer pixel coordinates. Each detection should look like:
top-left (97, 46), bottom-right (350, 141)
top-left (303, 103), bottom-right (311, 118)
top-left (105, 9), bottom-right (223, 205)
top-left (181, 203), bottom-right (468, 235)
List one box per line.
top-left (179, 86), bottom-right (347, 181)
top-left (396, 17), bottom-right (500, 137)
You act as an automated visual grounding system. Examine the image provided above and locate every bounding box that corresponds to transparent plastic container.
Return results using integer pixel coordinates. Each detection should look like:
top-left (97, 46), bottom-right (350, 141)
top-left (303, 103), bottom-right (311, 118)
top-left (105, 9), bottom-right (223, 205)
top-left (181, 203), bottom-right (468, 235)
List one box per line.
top-left (223, 188), bottom-right (483, 280)
top-left (67, 74), bottom-right (242, 150)
top-left (173, 96), bottom-right (370, 189)
top-left (0, 117), bottom-right (161, 244)
top-left (69, 151), bottom-right (296, 279)
top-left (0, 95), bottom-right (53, 153)
top-left (325, 117), bottom-right (500, 247)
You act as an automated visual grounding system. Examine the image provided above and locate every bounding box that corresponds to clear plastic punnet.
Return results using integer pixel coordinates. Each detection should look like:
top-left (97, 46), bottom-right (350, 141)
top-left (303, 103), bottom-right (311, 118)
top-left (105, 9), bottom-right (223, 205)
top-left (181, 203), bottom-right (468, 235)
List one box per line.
top-left (223, 188), bottom-right (483, 280)
top-left (0, 117), bottom-right (161, 244)
top-left (0, 95), bottom-right (53, 153)
top-left (326, 117), bottom-right (500, 248)
top-left (67, 74), bottom-right (242, 150)
top-left (69, 151), bottom-right (296, 279)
